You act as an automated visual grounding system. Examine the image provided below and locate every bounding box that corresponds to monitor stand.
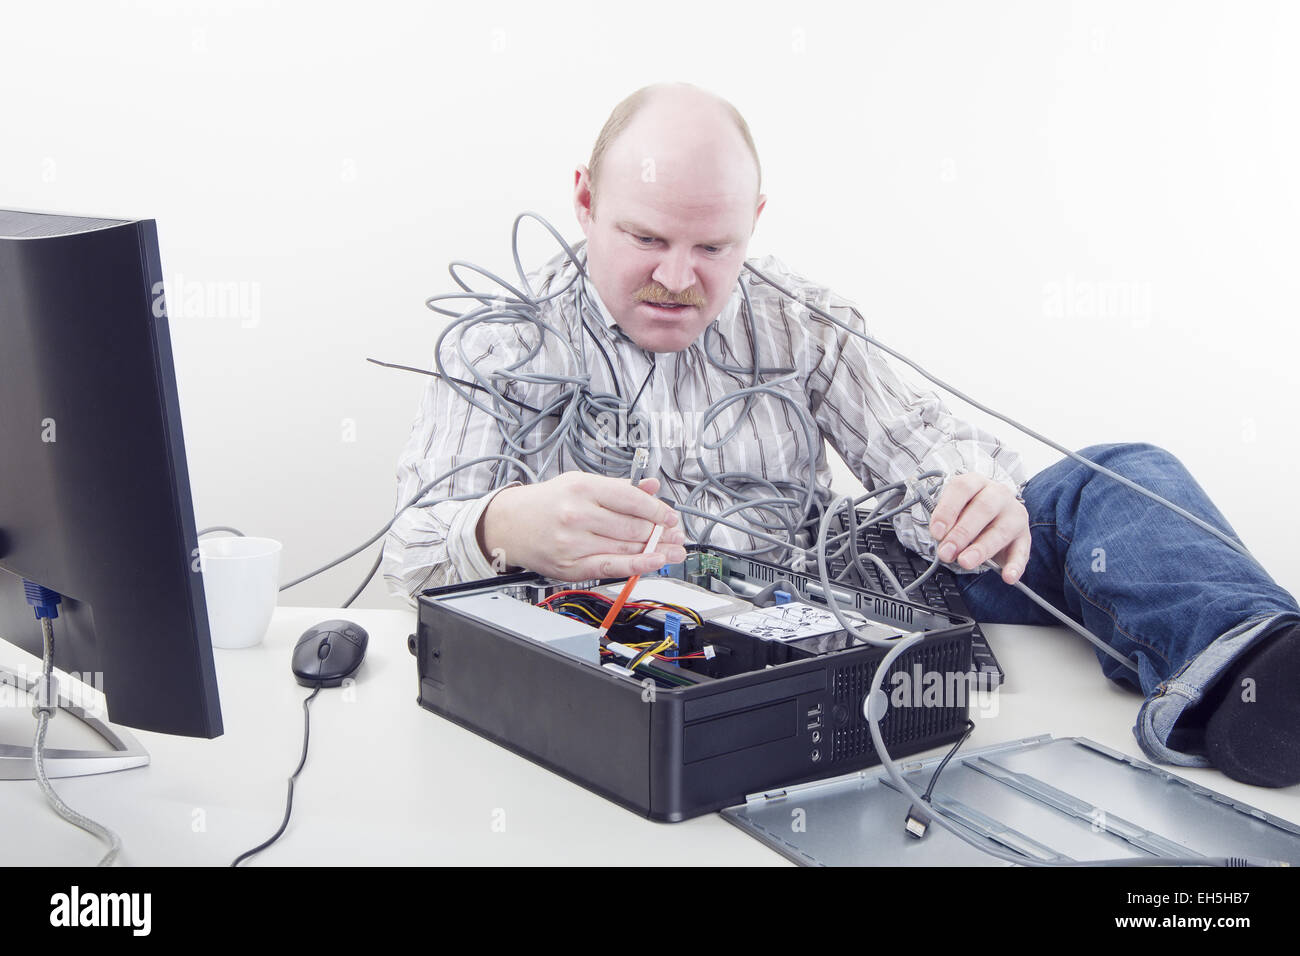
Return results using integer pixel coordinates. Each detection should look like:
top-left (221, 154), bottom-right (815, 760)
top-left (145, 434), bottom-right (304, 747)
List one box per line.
top-left (0, 664), bottom-right (149, 779)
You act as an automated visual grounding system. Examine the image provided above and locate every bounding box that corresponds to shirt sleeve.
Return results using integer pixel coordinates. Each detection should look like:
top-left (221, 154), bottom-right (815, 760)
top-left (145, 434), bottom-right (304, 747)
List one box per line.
top-left (380, 319), bottom-right (535, 605)
top-left (798, 277), bottom-right (1028, 571)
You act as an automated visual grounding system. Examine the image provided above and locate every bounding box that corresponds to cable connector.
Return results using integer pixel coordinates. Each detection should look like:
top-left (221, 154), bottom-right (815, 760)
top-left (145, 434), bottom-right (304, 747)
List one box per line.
top-left (904, 802), bottom-right (932, 840)
top-left (23, 580), bottom-right (62, 620)
top-left (663, 612), bottom-right (681, 645)
top-left (905, 473), bottom-right (943, 517)
top-left (630, 447), bottom-right (650, 485)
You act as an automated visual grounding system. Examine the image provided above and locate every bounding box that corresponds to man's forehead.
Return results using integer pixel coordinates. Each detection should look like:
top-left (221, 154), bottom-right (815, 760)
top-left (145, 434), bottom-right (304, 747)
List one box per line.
top-left (602, 180), bottom-right (756, 237)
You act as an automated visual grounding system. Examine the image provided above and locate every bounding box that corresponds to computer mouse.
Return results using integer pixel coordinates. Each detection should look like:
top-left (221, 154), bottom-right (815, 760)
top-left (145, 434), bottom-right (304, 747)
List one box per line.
top-left (292, 619), bottom-right (368, 687)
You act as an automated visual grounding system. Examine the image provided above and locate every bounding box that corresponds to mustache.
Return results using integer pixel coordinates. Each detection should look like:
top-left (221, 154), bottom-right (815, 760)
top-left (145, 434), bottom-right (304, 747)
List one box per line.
top-left (634, 285), bottom-right (706, 307)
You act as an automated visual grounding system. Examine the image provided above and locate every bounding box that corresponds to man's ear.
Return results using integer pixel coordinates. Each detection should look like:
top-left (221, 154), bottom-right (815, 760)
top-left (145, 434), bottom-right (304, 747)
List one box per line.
top-left (753, 193), bottom-right (767, 232)
top-left (574, 165), bottom-right (595, 236)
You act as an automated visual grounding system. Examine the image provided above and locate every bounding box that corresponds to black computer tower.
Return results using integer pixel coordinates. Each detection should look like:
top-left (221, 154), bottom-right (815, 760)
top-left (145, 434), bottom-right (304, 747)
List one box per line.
top-left (411, 545), bottom-right (975, 821)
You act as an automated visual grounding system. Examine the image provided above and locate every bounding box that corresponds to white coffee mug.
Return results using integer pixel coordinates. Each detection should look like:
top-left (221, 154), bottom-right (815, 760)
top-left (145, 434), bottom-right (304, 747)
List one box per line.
top-left (198, 536), bottom-right (282, 649)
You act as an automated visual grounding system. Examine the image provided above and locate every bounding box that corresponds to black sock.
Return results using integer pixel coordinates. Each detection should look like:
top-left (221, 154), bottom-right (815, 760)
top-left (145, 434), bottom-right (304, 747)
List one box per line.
top-left (1202, 623), bottom-right (1300, 788)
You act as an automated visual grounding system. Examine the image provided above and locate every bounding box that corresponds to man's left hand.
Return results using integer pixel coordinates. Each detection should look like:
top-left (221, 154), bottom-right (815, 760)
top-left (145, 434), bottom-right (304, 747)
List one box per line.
top-left (926, 473), bottom-right (1030, 585)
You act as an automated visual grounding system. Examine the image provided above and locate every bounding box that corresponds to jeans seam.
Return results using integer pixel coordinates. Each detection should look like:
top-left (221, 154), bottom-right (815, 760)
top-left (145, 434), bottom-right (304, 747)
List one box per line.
top-left (1051, 525), bottom-right (1173, 670)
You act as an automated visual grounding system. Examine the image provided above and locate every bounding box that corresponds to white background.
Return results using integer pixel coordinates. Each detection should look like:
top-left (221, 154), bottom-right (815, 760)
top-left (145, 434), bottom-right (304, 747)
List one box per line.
top-left (4, 0), bottom-right (1297, 608)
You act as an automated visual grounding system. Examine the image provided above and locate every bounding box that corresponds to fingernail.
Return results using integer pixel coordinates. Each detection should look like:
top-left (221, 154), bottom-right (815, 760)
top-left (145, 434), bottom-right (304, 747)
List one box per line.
top-left (939, 543), bottom-right (956, 562)
top-left (931, 521), bottom-right (947, 539)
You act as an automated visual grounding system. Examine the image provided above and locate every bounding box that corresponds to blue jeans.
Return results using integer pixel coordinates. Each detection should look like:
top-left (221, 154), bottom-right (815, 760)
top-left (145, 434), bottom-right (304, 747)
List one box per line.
top-left (954, 442), bottom-right (1300, 767)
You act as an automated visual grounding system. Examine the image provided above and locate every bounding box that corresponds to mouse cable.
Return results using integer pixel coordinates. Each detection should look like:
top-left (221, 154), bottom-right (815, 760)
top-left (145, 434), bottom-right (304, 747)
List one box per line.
top-left (27, 605), bottom-right (122, 866)
top-left (231, 684), bottom-right (320, 867)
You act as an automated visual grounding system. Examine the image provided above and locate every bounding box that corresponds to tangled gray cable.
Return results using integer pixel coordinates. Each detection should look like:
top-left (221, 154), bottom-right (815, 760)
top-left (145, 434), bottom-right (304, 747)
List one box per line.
top-left (390, 211), bottom-right (1267, 674)
top-left (418, 211), bottom-right (861, 565)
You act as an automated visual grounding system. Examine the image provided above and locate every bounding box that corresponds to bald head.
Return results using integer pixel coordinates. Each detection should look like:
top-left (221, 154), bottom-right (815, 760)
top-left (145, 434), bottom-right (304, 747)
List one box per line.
top-left (586, 83), bottom-right (762, 219)
top-left (573, 83), bottom-right (766, 353)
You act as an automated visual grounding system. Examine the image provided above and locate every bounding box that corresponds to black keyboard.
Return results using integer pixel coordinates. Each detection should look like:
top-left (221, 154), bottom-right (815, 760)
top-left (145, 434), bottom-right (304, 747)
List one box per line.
top-left (826, 511), bottom-right (1004, 689)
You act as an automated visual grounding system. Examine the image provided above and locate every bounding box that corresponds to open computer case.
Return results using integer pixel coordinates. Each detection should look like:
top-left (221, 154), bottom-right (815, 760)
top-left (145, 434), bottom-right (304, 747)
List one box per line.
top-left (411, 543), bottom-right (978, 821)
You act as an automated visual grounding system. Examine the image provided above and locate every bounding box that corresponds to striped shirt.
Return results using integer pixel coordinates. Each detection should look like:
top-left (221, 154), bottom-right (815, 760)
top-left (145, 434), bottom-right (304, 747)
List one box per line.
top-left (382, 243), bottom-right (1027, 604)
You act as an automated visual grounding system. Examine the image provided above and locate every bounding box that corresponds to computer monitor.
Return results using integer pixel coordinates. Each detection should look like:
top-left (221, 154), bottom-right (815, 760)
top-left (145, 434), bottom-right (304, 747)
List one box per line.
top-left (0, 209), bottom-right (223, 776)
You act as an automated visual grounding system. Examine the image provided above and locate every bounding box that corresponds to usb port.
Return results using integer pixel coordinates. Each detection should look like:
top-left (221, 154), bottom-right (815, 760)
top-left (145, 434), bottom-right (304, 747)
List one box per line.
top-left (806, 703), bottom-right (823, 717)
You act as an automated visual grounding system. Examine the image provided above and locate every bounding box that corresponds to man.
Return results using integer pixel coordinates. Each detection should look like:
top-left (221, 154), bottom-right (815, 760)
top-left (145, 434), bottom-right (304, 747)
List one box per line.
top-left (383, 82), bottom-right (1300, 788)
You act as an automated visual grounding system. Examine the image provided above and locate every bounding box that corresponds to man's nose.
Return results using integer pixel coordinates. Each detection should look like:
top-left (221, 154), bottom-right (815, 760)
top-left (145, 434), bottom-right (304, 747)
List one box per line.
top-left (652, 248), bottom-right (696, 295)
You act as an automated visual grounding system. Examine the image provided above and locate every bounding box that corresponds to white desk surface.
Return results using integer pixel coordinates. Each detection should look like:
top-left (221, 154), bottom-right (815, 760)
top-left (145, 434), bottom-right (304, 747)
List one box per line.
top-left (2, 604), bottom-right (1298, 866)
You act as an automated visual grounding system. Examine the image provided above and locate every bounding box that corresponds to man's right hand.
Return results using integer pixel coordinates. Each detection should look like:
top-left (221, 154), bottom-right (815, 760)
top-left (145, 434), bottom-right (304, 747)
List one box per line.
top-left (477, 472), bottom-right (688, 582)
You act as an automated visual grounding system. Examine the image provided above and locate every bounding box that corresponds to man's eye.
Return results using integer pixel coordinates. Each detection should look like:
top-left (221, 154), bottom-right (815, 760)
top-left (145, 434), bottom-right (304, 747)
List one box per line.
top-left (702, 246), bottom-right (722, 255)
top-left (634, 235), bottom-right (657, 245)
